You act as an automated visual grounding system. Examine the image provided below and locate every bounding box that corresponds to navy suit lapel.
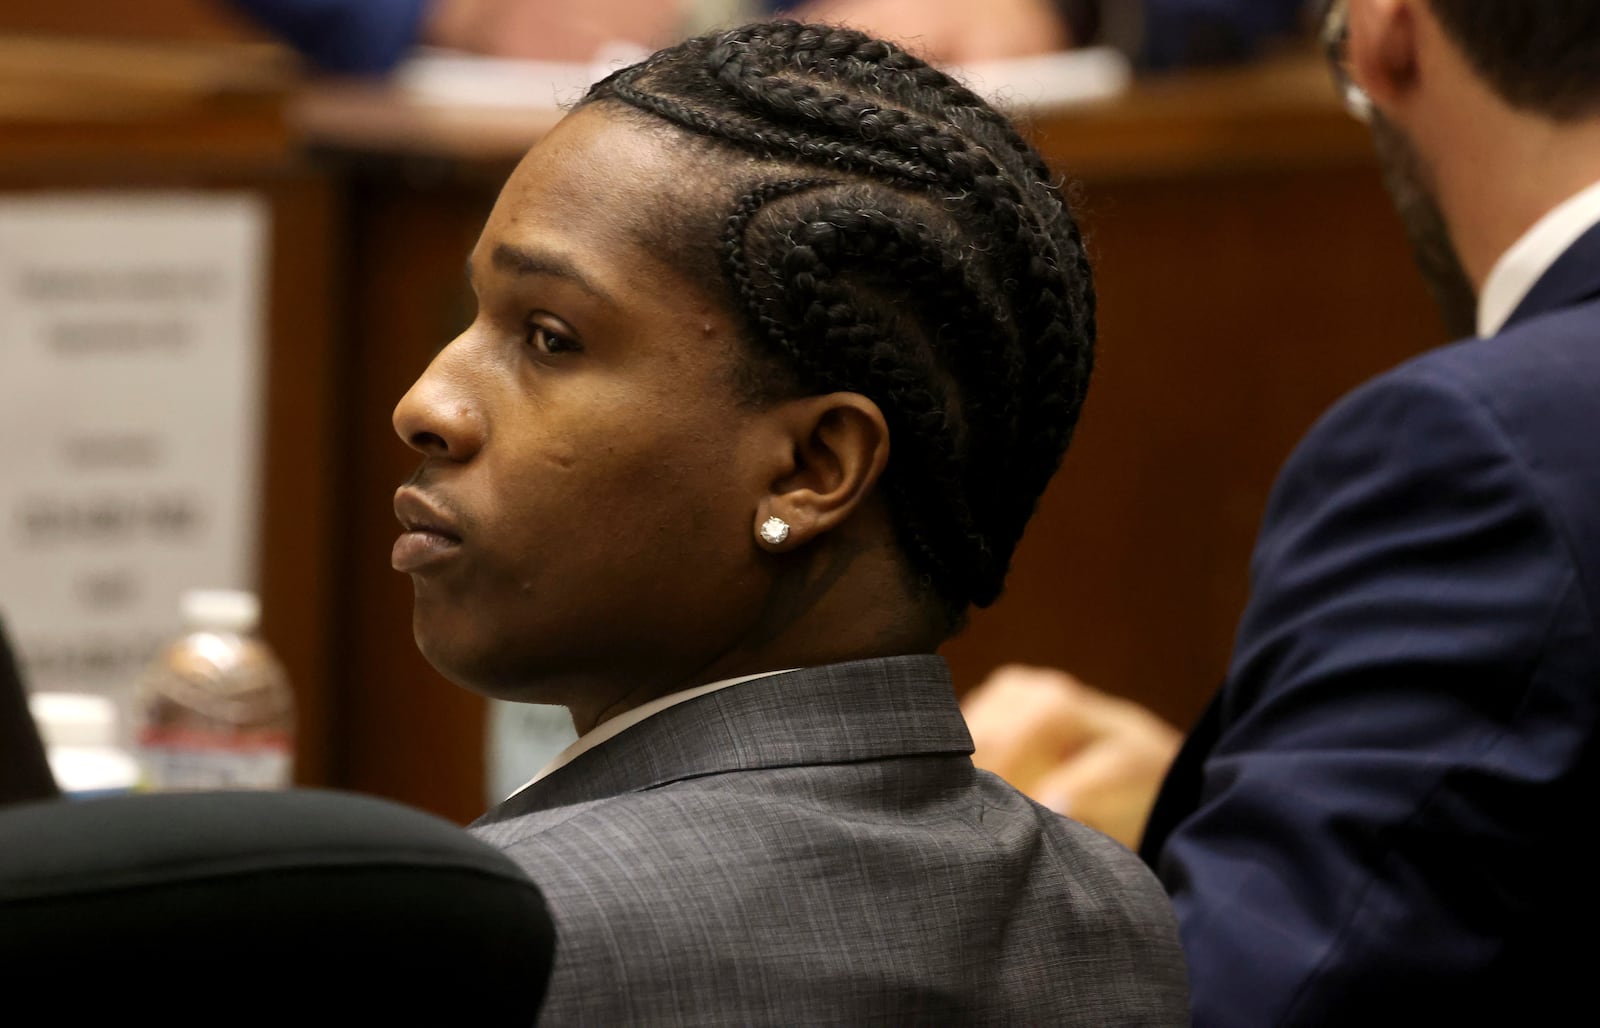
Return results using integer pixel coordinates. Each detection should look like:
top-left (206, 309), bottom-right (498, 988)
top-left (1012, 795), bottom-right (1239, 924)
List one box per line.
top-left (1504, 218), bottom-right (1600, 331)
top-left (475, 654), bottom-right (972, 825)
top-left (1139, 689), bottom-right (1226, 866)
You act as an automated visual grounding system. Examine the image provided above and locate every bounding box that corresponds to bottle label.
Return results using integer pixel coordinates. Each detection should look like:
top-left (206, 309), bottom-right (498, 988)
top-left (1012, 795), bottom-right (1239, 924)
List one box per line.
top-left (136, 727), bottom-right (292, 790)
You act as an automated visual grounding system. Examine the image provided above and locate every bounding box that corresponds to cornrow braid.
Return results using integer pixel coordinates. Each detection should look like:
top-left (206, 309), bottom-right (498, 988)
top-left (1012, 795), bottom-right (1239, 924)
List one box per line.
top-left (724, 183), bottom-right (1025, 598)
top-left (584, 21), bottom-right (1095, 618)
top-left (706, 19), bottom-right (1098, 352)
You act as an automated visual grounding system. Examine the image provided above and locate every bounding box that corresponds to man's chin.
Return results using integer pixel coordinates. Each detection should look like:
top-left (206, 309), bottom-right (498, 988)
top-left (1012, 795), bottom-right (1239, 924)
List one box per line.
top-left (411, 610), bottom-right (491, 690)
top-left (411, 620), bottom-right (569, 704)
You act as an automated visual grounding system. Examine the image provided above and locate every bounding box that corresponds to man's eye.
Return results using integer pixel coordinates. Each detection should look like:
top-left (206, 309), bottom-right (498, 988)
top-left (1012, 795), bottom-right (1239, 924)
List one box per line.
top-left (526, 321), bottom-right (578, 355)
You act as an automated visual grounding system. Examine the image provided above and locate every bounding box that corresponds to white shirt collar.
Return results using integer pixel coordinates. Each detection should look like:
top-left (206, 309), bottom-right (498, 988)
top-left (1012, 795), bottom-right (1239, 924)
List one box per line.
top-left (1477, 177), bottom-right (1600, 338)
top-left (504, 668), bottom-right (799, 800)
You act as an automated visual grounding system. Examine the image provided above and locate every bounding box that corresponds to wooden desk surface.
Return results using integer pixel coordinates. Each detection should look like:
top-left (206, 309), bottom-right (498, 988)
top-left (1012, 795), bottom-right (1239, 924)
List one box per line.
top-left (289, 49), bottom-right (1369, 178)
top-left (0, 35), bottom-right (296, 172)
top-left (1029, 54), bottom-right (1374, 179)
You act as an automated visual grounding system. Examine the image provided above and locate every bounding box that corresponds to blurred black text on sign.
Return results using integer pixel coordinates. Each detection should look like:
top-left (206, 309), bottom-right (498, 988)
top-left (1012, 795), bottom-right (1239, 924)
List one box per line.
top-left (0, 193), bottom-right (269, 702)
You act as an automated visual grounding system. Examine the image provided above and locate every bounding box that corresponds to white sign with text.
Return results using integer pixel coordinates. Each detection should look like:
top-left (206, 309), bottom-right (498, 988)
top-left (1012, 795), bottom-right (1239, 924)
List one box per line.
top-left (0, 193), bottom-right (269, 706)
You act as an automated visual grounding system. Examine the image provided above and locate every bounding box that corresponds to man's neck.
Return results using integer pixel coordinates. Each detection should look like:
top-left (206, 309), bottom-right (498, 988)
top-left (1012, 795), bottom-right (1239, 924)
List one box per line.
top-left (1434, 113), bottom-right (1600, 295)
top-left (557, 531), bottom-right (945, 735)
top-left (1476, 176), bottom-right (1600, 337)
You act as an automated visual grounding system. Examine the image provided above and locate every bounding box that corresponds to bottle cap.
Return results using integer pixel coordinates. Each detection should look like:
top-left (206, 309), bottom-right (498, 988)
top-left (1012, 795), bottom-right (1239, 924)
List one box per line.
top-left (180, 589), bottom-right (261, 633)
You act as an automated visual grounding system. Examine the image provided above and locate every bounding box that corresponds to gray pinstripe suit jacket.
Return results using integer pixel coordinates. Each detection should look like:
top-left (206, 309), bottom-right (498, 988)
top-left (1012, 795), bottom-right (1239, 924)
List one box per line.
top-left (471, 655), bottom-right (1189, 1025)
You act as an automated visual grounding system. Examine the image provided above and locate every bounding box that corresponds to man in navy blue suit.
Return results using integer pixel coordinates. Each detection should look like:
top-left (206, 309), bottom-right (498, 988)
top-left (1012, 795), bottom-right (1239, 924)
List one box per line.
top-left (968, 0), bottom-right (1600, 1022)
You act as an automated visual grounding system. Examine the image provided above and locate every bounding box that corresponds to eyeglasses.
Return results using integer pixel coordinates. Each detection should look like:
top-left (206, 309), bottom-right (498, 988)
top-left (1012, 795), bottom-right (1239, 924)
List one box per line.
top-left (1321, 0), bottom-right (1374, 121)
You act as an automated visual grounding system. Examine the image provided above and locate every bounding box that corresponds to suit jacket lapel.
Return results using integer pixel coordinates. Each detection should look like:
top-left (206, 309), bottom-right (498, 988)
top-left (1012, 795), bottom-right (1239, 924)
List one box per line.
top-left (475, 654), bottom-right (972, 825)
top-left (1139, 688), bottom-right (1226, 867)
top-left (1504, 219), bottom-right (1600, 331)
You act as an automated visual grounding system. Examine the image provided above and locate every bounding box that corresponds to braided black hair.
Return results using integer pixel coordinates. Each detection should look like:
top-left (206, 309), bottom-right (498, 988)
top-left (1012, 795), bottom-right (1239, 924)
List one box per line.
top-left (584, 21), bottom-right (1095, 622)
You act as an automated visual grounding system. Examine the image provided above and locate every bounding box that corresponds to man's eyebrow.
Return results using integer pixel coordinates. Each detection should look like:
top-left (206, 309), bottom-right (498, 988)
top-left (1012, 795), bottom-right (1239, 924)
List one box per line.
top-left (467, 242), bottom-right (616, 305)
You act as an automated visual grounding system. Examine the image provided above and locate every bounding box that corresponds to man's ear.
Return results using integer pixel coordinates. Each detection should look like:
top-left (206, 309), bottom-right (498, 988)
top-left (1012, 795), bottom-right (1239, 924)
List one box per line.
top-left (1348, 0), bottom-right (1420, 110)
top-left (753, 392), bottom-right (890, 551)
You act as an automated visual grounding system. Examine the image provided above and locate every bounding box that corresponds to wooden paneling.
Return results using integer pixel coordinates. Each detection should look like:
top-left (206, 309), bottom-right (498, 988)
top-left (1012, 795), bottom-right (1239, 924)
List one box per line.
top-left (332, 166), bottom-right (499, 819)
top-left (943, 166), bottom-right (1443, 729)
top-left (256, 172), bottom-right (341, 785)
top-left (937, 59), bottom-right (1446, 728)
top-left (0, 0), bottom-right (264, 44)
top-left (0, 36), bottom-right (293, 169)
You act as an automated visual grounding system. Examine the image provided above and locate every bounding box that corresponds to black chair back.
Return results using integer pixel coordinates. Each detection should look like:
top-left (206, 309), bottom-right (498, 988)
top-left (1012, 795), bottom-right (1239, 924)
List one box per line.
top-left (0, 788), bottom-right (556, 1023)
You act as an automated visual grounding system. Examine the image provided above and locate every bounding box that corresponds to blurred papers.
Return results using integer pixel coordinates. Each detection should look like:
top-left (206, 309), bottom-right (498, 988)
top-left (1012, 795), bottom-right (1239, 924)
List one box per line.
top-left (948, 47), bottom-right (1132, 111)
top-left (394, 44), bottom-right (649, 111)
top-left (393, 44), bottom-right (1131, 114)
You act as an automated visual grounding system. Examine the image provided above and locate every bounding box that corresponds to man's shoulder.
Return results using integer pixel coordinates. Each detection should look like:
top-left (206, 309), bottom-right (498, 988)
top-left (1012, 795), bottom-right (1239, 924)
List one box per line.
top-left (472, 757), bottom-right (1055, 886)
top-left (1314, 302), bottom-right (1600, 579)
top-left (476, 757), bottom-right (1168, 910)
top-left (1349, 295), bottom-right (1600, 425)
top-left (471, 764), bottom-right (837, 882)
top-left (1282, 299), bottom-right (1600, 513)
top-left (471, 757), bottom-right (1187, 1023)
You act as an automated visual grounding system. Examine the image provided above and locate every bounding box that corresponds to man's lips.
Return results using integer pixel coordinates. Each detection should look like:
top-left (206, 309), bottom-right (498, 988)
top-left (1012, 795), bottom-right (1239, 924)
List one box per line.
top-left (393, 487), bottom-right (462, 574)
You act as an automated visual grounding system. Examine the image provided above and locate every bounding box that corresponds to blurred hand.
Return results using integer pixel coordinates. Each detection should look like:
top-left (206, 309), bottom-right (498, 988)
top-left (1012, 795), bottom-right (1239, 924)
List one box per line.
top-left (962, 665), bottom-right (1182, 849)
top-left (426, 0), bottom-right (686, 62)
top-left (792, 0), bottom-right (1074, 65)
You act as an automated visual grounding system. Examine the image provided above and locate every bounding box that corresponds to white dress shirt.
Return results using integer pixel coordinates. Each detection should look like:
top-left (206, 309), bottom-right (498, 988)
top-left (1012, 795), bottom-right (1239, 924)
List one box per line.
top-left (1478, 177), bottom-right (1600, 338)
top-left (505, 668), bottom-right (799, 800)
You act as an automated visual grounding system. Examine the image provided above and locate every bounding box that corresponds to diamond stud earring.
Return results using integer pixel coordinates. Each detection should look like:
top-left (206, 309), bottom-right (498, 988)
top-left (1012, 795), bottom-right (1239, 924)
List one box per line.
top-left (758, 516), bottom-right (791, 546)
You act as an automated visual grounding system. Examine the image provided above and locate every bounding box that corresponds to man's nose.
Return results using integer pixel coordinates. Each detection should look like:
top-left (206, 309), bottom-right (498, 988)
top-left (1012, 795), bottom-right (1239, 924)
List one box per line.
top-left (392, 339), bottom-right (486, 461)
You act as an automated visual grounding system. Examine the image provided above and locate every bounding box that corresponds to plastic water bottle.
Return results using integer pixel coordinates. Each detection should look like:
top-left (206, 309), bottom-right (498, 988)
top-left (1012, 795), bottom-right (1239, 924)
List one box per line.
top-left (134, 589), bottom-right (294, 790)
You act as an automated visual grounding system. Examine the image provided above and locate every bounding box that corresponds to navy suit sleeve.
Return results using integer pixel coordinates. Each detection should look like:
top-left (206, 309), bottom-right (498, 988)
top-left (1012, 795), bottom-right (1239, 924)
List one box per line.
top-left (1157, 364), bottom-right (1598, 1025)
top-left (1138, 0), bottom-right (1310, 69)
top-left (224, 0), bottom-right (430, 74)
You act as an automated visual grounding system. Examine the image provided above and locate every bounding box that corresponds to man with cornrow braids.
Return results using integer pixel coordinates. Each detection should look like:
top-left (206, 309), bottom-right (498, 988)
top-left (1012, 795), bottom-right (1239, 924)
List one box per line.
top-left (390, 19), bottom-right (1189, 1025)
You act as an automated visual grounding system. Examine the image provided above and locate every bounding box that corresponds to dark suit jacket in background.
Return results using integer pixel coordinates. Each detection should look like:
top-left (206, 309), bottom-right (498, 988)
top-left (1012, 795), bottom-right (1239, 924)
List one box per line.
top-left (1142, 220), bottom-right (1600, 1025)
top-left (474, 655), bottom-right (1189, 1025)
